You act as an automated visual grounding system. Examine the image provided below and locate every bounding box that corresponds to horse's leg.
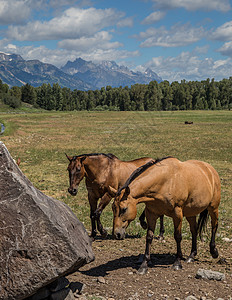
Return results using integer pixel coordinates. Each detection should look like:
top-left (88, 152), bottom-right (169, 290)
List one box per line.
top-left (138, 211), bottom-right (157, 275)
top-left (139, 209), bottom-right (147, 229)
top-left (158, 215), bottom-right (165, 240)
top-left (185, 216), bottom-right (197, 263)
top-left (88, 193), bottom-right (98, 239)
top-left (208, 207), bottom-right (219, 258)
top-left (95, 192), bottom-right (111, 218)
top-left (172, 207), bottom-right (183, 270)
top-left (95, 193), bottom-right (111, 237)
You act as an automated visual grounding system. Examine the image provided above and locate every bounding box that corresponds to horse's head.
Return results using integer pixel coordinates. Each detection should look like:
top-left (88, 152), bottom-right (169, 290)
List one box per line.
top-left (66, 154), bottom-right (85, 196)
top-left (110, 186), bottom-right (137, 240)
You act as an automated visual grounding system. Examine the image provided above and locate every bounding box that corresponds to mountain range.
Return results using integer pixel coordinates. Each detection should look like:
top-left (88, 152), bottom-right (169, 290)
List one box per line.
top-left (0, 52), bottom-right (162, 91)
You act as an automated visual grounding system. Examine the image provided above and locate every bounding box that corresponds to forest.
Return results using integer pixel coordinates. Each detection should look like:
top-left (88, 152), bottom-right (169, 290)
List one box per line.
top-left (0, 77), bottom-right (232, 111)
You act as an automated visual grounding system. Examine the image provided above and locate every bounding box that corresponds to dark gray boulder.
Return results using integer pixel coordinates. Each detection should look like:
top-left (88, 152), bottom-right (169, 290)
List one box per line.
top-left (0, 142), bottom-right (94, 300)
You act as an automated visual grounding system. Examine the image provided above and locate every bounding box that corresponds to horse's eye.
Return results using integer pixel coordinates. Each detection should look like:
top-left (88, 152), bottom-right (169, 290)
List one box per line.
top-left (121, 207), bottom-right (127, 214)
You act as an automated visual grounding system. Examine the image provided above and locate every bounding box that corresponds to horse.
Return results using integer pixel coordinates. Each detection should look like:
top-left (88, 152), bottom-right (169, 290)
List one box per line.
top-left (66, 153), bottom-right (165, 239)
top-left (110, 157), bottom-right (221, 273)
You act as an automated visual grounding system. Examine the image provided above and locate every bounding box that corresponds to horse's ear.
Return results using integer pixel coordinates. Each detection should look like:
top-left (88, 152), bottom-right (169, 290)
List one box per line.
top-left (80, 156), bottom-right (87, 163)
top-left (107, 186), bottom-right (117, 197)
top-left (65, 153), bottom-right (72, 161)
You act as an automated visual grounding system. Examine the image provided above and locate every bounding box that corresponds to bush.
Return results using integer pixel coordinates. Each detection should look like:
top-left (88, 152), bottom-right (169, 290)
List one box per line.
top-left (3, 94), bottom-right (22, 109)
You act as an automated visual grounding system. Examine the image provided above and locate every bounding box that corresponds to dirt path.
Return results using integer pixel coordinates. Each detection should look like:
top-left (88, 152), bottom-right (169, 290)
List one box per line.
top-left (68, 236), bottom-right (232, 300)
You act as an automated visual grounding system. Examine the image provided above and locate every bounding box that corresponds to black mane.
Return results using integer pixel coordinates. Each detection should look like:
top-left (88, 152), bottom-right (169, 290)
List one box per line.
top-left (72, 153), bottom-right (117, 161)
top-left (117, 156), bottom-right (173, 196)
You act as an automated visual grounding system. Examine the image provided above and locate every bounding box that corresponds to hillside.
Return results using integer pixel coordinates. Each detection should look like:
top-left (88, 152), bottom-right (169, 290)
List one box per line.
top-left (0, 53), bottom-right (94, 90)
top-left (61, 58), bottom-right (162, 88)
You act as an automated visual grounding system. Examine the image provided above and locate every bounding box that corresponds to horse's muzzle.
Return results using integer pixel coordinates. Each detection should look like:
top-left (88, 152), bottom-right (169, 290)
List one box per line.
top-left (68, 187), bottom-right (78, 196)
top-left (114, 228), bottom-right (125, 240)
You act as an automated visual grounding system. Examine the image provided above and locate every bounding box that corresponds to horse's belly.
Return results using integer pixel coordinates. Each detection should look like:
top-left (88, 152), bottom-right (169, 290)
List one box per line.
top-left (183, 201), bottom-right (208, 217)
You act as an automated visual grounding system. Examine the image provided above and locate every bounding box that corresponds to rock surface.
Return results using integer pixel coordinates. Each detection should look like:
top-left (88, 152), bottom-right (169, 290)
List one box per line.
top-left (0, 142), bottom-right (94, 300)
top-left (195, 268), bottom-right (225, 281)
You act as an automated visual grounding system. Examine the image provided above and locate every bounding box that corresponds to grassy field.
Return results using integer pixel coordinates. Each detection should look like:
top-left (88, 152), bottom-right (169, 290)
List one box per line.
top-left (0, 110), bottom-right (231, 240)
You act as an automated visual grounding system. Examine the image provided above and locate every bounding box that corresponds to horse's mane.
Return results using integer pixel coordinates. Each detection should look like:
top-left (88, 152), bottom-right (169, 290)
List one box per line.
top-left (72, 153), bottom-right (118, 161)
top-left (117, 156), bottom-right (173, 196)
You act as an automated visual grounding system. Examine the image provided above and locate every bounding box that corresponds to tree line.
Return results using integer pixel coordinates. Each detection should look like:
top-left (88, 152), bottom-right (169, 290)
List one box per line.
top-left (1, 78), bottom-right (232, 111)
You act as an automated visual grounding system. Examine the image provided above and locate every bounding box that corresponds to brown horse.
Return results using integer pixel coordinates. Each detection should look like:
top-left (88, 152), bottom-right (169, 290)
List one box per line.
top-left (66, 153), bottom-right (165, 239)
top-left (110, 157), bottom-right (221, 273)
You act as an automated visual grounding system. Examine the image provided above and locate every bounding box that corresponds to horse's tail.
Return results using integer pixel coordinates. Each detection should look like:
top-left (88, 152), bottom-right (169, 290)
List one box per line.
top-left (197, 209), bottom-right (209, 240)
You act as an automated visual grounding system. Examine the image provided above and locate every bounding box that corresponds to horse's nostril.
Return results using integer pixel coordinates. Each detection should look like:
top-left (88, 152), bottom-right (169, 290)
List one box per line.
top-left (116, 232), bottom-right (121, 240)
top-left (68, 188), bottom-right (77, 195)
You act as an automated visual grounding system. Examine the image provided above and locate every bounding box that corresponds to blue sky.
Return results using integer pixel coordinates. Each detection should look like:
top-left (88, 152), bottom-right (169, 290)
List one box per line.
top-left (0, 0), bottom-right (232, 82)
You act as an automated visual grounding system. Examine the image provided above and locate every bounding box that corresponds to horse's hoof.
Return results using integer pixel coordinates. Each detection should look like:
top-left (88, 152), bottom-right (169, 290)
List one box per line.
top-left (89, 236), bottom-right (95, 242)
top-left (172, 262), bottom-right (182, 270)
top-left (137, 266), bottom-right (148, 275)
top-left (211, 248), bottom-right (219, 259)
top-left (101, 229), bottom-right (108, 238)
top-left (185, 257), bottom-right (194, 263)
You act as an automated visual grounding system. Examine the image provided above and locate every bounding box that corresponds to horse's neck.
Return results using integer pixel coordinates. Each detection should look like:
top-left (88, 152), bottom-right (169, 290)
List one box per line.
top-left (118, 161), bottom-right (140, 181)
top-left (120, 158), bottom-right (152, 179)
top-left (130, 175), bottom-right (157, 204)
top-left (83, 156), bottom-right (113, 181)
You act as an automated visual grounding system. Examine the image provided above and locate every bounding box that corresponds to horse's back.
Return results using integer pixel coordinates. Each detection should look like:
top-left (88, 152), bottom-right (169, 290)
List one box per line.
top-left (116, 157), bottom-right (153, 188)
top-left (183, 159), bottom-right (220, 190)
top-left (121, 157), bottom-right (153, 165)
top-left (181, 159), bottom-right (221, 209)
top-left (135, 158), bottom-right (221, 215)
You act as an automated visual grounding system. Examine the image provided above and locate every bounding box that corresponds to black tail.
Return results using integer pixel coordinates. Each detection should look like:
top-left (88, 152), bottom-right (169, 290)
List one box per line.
top-left (197, 209), bottom-right (209, 240)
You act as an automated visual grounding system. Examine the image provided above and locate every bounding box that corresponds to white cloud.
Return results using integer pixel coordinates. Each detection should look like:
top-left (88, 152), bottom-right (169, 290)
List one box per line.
top-left (193, 45), bottom-right (210, 54)
top-left (6, 7), bottom-right (124, 41)
top-left (136, 23), bottom-right (205, 48)
top-left (141, 11), bottom-right (166, 25)
top-left (140, 50), bottom-right (232, 81)
top-left (25, 0), bottom-right (94, 10)
top-left (1, 43), bottom-right (140, 68)
top-left (80, 49), bottom-right (140, 64)
top-left (211, 21), bottom-right (232, 41)
top-left (48, 0), bottom-right (93, 7)
top-left (117, 17), bottom-right (134, 28)
top-left (58, 31), bottom-right (123, 51)
top-left (0, 0), bottom-right (31, 25)
top-left (217, 41), bottom-right (232, 57)
top-left (151, 0), bottom-right (231, 12)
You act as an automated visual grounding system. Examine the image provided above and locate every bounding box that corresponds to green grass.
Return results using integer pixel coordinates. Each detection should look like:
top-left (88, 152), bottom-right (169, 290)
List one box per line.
top-left (0, 110), bottom-right (231, 239)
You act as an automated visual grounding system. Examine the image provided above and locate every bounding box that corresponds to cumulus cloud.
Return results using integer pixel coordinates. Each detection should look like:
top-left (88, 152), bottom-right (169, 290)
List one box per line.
top-left (58, 31), bottom-right (123, 51)
top-left (216, 41), bottom-right (232, 57)
top-left (150, 0), bottom-right (231, 12)
top-left (0, 0), bottom-right (31, 25)
top-left (25, 0), bottom-right (93, 10)
top-left (141, 11), bottom-right (166, 24)
top-left (210, 21), bottom-right (232, 41)
top-left (135, 23), bottom-right (205, 48)
top-left (48, 0), bottom-right (93, 7)
top-left (139, 50), bottom-right (232, 81)
top-left (1, 43), bottom-right (140, 68)
top-left (6, 7), bottom-right (124, 41)
top-left (117, 17), bottom-right (134, 28)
